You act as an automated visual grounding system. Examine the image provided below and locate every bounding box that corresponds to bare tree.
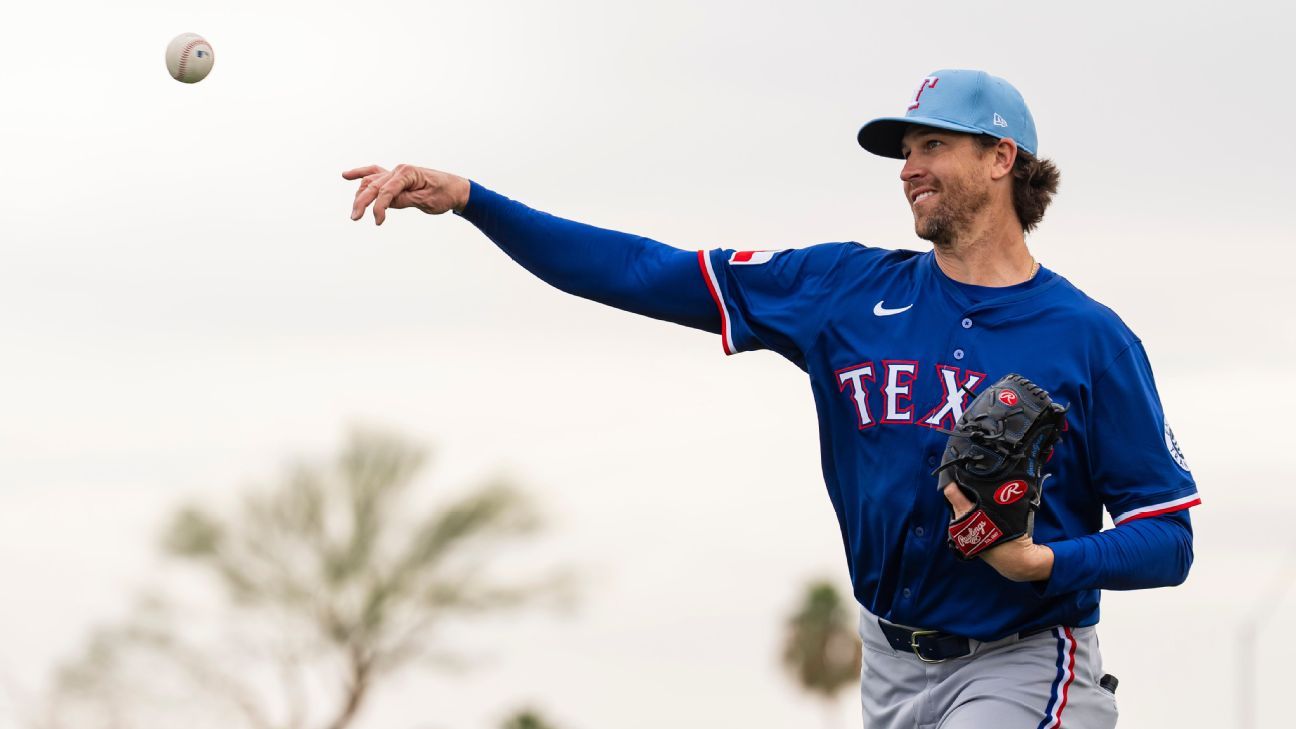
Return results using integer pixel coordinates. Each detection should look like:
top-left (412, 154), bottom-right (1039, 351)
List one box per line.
top-left (781, 580), bottom-right (862, 729)
top-left (40, 427), bottom-right (574, 729)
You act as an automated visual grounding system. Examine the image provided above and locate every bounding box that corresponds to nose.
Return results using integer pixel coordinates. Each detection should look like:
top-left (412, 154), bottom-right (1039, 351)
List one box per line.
top-left (900, 155), bottom-right (924, 183)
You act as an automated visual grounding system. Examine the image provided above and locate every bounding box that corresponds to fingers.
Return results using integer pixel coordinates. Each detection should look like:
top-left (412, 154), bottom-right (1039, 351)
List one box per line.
top-left (345, 163), bottom-right (440, 224)
top-left (370, 180), bottom-right (399, 226)
top-left (350, 172), bottom-right (389, 221)
top-left (347, 165), bottom-right (392, 221)
top-left (370, 165), bottom-right (419, 226)
top-left (342, 165), bottom-right (385, 180)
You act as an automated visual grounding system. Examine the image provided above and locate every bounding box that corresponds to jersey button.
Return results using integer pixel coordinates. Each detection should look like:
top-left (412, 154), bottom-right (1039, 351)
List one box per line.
top-left (914, 526), bottom-right (925, 537)
top-left (926, 455), bottom-right (937, 467)
top-left (961, 318), bottom-right (973, 329)
top-left (902, 588), bottom-right (912, 599)
top-left (953, 348), bottom-right (965, 360)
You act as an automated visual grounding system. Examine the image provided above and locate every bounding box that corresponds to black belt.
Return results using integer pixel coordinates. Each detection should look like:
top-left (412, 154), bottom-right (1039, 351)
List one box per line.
top-left (877, 619), bottom-right (1054, 664)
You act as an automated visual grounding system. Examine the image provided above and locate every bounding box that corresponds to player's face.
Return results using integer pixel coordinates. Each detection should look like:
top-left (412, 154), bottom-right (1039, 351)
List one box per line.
top-left (899, 127), bottom-right (994, 247)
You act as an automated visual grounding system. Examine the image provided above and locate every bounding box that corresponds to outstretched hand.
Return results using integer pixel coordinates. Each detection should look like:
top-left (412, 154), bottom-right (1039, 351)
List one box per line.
top-left (343, 164), bottom-right (472, 225)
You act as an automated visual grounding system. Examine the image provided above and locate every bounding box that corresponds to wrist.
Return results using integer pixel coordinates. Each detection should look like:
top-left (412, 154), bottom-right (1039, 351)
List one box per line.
top-left (452, 176), bottom-right (472, 213)
top-left (1026, 543), bottom-right (1055, 582)
top-left (985, 539), bottom-right (1055, 582)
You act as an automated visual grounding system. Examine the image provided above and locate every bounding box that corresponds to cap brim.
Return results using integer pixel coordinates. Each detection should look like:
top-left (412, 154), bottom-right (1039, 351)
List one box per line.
top-left (857, 116), bottom-right (986, 159)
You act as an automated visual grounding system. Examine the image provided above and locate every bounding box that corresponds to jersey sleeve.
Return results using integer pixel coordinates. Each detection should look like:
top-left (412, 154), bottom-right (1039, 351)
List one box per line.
top-left (1039, 510), bottom-right (1194, 596)
top-left (1088, 341), bottom-right (1200, 525)
top-left (698, 244), bottom-right (850, 368)
top-left (458, 182), bottom-right (719, 332)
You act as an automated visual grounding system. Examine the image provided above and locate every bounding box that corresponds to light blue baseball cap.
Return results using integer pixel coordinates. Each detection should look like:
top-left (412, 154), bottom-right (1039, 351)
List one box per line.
top-left (857, 69), bottom-right (1037, 159)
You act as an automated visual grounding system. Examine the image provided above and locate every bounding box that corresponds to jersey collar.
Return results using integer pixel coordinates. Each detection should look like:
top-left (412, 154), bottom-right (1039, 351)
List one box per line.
top-left (921, 250), bottom-right (1061, 312)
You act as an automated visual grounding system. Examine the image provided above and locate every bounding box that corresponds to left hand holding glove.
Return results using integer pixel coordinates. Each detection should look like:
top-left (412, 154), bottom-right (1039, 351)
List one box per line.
top-left (935, 373), bottom-right (1068, 581)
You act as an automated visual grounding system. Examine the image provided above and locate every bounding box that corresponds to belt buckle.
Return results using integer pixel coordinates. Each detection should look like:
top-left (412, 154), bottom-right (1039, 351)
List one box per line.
top-left (909, 629), bottom-right (946, 664)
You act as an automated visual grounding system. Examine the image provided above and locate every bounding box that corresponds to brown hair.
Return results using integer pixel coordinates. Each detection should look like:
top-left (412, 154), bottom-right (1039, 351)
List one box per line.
top-left (976, 135), bottom-right (1060, 234)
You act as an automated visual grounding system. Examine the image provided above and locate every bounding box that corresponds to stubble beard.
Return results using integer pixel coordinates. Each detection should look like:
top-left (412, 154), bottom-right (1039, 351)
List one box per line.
top-left (914, 179), bottom-right (991, 250)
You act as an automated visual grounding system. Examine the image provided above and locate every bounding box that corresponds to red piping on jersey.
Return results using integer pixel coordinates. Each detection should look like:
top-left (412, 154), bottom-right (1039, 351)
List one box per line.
top-left (1113, 497), bottom-right (1201, 526)
top-left (697, 250), bottom-right (735, 355)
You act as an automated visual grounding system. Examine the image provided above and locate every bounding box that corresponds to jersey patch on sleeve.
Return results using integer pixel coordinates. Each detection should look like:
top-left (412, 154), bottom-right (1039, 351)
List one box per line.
top-left (1164, 422), bottom-right (1190, 472)
top-left (728, 250), bottom-right (781, 266)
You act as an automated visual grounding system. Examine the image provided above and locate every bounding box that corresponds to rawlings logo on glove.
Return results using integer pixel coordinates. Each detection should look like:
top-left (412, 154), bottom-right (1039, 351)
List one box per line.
top-left (994, 480), bottom-right (1028, 505)
top-left (933, 374), bottom-right (1068, 560)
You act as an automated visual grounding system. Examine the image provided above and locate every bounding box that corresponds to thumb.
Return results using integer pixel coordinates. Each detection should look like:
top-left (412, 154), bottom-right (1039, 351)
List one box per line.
top-left (942, 482), bottom-right (976, 520)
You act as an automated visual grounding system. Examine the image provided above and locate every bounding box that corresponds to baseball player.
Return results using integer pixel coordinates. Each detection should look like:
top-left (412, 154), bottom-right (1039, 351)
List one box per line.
top-left (344, 69), bottom-right (1199, 728)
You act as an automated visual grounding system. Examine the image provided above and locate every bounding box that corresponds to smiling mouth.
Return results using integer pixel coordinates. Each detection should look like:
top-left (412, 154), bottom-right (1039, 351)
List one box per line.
top-left (912, 190), bottom-right (937, 206)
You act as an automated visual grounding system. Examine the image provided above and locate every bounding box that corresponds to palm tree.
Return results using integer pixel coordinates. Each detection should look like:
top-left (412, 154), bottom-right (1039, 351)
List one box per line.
top-left (43, 427), bottom-right (574, 729)
top-left (500, 707), bottom-right (562, 729)
top-left (781, 580), bottom-right (862, 729)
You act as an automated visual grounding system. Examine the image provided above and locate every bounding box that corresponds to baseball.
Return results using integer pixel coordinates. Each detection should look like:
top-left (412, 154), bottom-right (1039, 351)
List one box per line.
top-left (165, 33), bottom-right (215, 84)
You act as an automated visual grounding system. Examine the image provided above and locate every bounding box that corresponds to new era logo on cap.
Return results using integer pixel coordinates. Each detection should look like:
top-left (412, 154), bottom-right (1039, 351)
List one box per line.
top-left (857, 69), bottom-right (1038, 159)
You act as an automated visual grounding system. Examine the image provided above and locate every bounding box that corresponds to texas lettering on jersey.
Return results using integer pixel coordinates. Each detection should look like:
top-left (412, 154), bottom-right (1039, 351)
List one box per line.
top-left (835, 361), bottom-right (984, 430)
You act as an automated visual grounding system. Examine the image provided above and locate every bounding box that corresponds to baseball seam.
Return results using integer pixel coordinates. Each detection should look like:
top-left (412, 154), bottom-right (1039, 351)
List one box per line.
top-left (176, 38), bottom-right (208, 81)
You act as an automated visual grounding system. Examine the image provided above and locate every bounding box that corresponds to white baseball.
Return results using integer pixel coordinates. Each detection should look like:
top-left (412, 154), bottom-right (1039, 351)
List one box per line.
top-left (165, 33), bottom-right (215, 84)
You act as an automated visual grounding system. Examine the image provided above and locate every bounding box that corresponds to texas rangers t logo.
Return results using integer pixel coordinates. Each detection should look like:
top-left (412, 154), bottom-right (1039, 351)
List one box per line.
top-left (908, 77), bottom-right (939, 111)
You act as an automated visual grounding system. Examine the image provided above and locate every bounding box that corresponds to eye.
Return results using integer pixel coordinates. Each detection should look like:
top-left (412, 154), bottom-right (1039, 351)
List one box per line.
top-left (925, 139), bottom-right (943, 151)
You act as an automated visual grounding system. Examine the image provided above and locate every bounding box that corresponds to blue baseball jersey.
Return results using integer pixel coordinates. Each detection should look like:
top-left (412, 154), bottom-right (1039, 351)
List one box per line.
top-left (697, 243), bottom-right (1200, 640)
top-left (457, 182), bottom-right (1198, 642)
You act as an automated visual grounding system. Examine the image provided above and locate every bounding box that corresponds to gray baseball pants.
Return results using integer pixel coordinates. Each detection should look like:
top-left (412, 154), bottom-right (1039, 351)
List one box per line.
top-left (857, 607), bottom-right (1119, 728)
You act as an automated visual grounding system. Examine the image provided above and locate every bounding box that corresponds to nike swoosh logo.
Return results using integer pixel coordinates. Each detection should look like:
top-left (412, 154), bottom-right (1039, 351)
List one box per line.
top-left (873, 300), bottom-right (913, 317)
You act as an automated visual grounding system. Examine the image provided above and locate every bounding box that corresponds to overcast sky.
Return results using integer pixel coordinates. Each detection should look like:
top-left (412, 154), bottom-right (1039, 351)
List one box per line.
top-left (1, 1), bottom-right (1293, 727)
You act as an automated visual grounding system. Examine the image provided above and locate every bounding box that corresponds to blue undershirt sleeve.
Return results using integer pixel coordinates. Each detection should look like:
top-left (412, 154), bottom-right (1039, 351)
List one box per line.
top-left (455, 181), bottom-right (719, 332)
top-left (1038, 509), bottom-right (1194, 597)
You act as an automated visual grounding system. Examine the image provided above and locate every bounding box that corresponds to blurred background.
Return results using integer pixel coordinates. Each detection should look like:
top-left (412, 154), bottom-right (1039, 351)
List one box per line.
top-left (0, 0), bottom-right (1291, 727)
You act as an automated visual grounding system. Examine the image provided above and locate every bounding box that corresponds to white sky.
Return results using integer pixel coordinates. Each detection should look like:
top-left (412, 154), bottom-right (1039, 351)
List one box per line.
top-left (1, 1), bottom-right (1293, 727)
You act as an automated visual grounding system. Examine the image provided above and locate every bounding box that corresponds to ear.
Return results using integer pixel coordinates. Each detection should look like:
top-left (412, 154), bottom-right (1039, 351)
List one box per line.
top-left (989, 138), bottom-right (1018, 181)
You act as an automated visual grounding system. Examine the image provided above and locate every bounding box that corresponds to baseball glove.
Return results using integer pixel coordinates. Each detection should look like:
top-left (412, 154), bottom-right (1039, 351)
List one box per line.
top-left (933, 373), bottom-right (1068, 560)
